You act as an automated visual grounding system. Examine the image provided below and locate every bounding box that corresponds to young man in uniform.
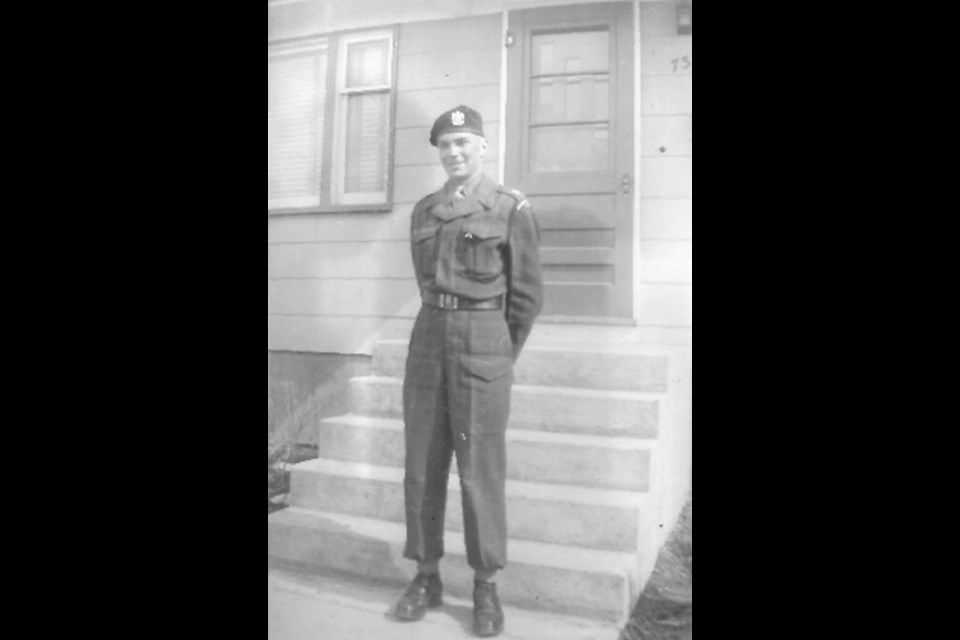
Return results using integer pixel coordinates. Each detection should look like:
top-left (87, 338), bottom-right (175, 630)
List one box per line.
top-left (393, 105), bottom-right (543, 637)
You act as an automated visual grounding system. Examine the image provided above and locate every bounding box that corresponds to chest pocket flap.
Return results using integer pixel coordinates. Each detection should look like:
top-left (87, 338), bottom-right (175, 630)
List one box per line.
top-left (458, 219), bottom-right (506, 276)
top-left (461, 220), bottom-right (505, 240)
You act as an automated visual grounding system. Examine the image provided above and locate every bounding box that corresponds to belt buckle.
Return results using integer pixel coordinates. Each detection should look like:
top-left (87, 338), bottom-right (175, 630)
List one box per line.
top-left (440, 293), bottom-right (458, 310)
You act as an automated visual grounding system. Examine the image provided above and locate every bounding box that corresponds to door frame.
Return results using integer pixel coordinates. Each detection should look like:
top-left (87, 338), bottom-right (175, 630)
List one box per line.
top-left (499, 1), bottom-right (639, 322)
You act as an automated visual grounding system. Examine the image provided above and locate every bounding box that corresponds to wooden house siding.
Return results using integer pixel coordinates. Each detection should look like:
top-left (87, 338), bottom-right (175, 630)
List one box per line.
top-left (637, 2), bottom-right (691, 330)
top-left (269, 1), bottom-right (692, 355)
top-left (269, 0), bottom-right (654, 40)
top-left (268, 13), bottom-right (502, 355)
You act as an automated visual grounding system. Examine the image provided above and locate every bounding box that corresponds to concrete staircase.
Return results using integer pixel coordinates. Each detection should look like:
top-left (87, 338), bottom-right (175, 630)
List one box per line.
top-left (268, 334), bottom-right (692, 626)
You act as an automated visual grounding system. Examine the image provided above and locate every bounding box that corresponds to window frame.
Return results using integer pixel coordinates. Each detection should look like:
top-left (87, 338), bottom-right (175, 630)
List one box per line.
top-left (268, 26), bottom-right (398, 215)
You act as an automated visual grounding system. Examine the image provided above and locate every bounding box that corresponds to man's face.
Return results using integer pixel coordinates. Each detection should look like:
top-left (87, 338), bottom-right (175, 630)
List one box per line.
top-left (436, 132), bottom-right (487, 182)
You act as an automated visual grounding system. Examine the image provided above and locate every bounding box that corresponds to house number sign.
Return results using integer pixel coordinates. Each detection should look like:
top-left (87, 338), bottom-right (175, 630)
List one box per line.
top-left (670, 56), bottom-right (691, 73)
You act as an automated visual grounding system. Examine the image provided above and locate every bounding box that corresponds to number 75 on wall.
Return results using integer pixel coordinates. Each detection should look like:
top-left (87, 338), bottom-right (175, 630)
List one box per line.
top-left (670, 56), bottom-right (691, 73)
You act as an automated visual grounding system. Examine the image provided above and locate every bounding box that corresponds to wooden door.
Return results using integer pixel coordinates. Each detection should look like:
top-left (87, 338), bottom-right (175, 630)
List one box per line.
top-left (505, 2), bottom-right (634, 319)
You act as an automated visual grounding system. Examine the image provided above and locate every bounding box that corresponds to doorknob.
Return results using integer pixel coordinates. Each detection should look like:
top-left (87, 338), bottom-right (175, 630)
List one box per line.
top-left (621, 174), bottom-right (632, 194)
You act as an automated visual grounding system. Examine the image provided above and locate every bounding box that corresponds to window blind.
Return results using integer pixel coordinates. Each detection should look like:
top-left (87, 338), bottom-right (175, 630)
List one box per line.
top-left (344, 92), bottom-right (388, 193)
top-left (268, 47), bottom-right (327, 208)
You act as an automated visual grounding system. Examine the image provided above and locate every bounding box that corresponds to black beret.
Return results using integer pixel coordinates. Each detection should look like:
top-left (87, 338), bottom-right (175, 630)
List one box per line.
top-left (429, 105), bottom-right (485, 146)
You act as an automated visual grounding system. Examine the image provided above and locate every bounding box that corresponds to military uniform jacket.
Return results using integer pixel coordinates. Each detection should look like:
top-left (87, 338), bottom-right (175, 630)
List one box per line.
top-left (410, 173), bottom-right (544, 357)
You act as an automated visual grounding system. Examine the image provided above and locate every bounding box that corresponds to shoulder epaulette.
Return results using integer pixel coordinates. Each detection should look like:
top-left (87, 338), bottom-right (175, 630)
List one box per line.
top-left (496, 185), bottom-right (530, 211)
top-left (496, 185), bottom-right (523, 200)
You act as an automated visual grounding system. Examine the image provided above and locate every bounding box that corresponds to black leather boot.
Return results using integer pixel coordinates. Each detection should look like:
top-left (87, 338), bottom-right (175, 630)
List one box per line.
top-left (473, 581), bottom-right (504, 637)
top-left (394, 573), bottom-right (443, 621)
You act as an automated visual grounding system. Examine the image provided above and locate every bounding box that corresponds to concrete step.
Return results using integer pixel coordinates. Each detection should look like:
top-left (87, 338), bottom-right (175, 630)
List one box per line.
top-left (288, 458), bottom-right (648, 552)
top-left (373, 339), bottom-right (670, 393)
top-left (268, 560), bottom-right (623, 640)
top-left (317, 414), bottom-right (651, 491)
top-left (267, 506), bottom-right (636, 624)
top-left (349, 376), bottom-right (661, 439)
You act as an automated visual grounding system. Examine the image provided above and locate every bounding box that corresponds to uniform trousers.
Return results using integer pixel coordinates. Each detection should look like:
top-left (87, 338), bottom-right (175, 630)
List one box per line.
top-left (402, 303), bottom-right (514, 572)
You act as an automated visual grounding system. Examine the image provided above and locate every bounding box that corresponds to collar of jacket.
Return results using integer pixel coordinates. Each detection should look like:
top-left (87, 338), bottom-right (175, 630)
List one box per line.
top-left (427, 173), bottom-right (498, 221)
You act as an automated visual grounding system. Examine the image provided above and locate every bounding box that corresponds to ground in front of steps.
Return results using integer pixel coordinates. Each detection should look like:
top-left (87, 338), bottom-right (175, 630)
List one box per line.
top-left (268, 560), bottom-right (621, 640)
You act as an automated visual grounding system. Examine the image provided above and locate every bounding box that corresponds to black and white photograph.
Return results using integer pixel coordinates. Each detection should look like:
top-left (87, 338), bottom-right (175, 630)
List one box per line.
top-left (268, 1), bottom-right (692, 638)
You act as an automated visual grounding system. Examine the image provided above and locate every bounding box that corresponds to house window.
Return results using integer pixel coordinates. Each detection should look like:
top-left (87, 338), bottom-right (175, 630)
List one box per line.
top-left (268, 29), bottom-right (396, 213)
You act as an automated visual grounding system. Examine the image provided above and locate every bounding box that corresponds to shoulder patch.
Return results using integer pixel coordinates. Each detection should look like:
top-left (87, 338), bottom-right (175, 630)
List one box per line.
top-left (496, 186), bottom-right (530, 213)
top-left (496, 185), bottom-right (526, 201)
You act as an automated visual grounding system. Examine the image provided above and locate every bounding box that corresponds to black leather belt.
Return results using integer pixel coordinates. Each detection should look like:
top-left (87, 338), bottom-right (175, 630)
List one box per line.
top-left (422, 291), bottom-right (503, 311)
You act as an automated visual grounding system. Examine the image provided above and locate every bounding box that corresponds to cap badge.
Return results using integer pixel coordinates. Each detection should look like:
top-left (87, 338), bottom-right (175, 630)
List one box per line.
top-left (451, 110), bottom-right (465, 126)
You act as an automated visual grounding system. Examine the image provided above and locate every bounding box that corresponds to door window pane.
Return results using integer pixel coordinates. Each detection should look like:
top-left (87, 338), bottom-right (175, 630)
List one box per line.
top-left (531, 74), bottom-right (609, 123)
top-left (527, 28), bottom-right (612, 175)
top-left (531, 30), bottom-right (609, 75)
top-left (529, 124), bottom-right (609, 173)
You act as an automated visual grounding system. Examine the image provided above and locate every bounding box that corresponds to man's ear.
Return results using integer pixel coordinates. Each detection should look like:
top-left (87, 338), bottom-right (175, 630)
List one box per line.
top-left (479, 137), bottom-right (489, 157)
